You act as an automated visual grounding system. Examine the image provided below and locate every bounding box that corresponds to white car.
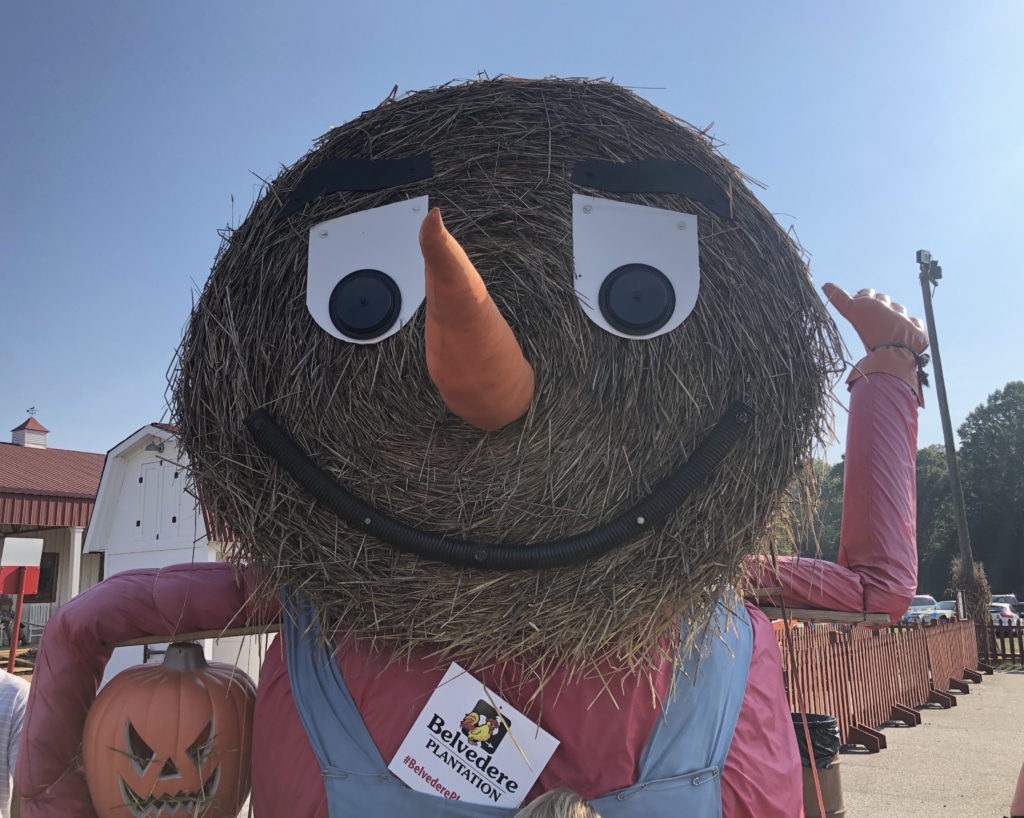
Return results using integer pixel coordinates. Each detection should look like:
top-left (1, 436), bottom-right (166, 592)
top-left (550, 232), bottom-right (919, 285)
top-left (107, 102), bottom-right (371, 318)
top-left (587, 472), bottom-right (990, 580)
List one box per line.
top-left (993, 594), bottom-right (1022, 613)
top-left (927, 600), bottom-right (957, 624)
top-left (989, 603), bottom-right (1020, 634)
top-left (902, 595), bottom-right (938, 625)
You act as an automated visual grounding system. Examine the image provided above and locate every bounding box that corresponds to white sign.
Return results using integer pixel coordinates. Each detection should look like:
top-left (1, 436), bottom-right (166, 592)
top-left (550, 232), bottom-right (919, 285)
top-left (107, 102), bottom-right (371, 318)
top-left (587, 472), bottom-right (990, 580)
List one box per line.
top-left (0, 537), bottom-right (44, 567)
top-left (388, 663), bottom-right (560, 807)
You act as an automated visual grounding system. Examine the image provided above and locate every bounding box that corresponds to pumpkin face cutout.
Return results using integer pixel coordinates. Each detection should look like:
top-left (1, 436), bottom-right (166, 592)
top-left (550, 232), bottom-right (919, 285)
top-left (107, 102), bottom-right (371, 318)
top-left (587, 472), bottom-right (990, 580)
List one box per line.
top-left (83, 642), bottom-right (256, 817)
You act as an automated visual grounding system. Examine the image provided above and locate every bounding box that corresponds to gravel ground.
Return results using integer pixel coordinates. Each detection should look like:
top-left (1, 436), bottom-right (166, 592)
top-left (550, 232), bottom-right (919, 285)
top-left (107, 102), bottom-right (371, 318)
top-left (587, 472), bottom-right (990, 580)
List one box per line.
top-left (841, 670), bottom-right (1024, 817)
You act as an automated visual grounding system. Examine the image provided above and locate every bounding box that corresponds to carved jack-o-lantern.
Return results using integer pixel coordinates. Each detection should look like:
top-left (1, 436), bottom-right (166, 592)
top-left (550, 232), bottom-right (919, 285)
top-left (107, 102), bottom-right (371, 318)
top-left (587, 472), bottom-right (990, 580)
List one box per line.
top-left (83, 642), bottom-right (256, 817)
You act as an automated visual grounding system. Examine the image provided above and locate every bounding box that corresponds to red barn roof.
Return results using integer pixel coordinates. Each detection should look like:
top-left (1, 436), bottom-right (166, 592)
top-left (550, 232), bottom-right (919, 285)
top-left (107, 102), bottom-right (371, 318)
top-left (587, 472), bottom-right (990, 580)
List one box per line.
top-left (0, 442), bottom-right (105, 528)
top-left (11, 417), bottom-right (49, 433)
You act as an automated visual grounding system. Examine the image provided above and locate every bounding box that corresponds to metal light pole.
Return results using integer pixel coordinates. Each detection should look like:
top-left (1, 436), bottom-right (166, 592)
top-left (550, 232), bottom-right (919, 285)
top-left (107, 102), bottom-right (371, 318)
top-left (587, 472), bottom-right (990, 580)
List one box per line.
top-left (916, 250), bottom-right (975, 571)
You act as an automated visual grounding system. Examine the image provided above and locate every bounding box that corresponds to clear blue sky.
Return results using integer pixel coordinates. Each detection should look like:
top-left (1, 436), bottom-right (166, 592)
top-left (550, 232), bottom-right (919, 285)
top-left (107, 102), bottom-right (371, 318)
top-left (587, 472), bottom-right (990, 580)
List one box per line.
top-left (2, 2), bottom-right (1021, 459)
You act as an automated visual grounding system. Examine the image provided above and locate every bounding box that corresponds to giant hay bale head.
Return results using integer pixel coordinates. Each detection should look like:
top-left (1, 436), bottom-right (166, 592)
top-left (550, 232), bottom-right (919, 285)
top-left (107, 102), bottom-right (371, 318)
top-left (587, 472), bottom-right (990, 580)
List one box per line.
top-left (173, 78), bottom-right (842, 674)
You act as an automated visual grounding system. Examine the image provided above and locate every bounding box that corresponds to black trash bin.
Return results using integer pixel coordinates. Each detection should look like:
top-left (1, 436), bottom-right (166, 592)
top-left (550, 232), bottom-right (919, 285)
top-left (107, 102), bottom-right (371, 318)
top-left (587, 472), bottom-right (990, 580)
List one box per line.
top-left (791, 713), bottom-right (840, 769)
top-left (792, 713), bottom-right (845, 817)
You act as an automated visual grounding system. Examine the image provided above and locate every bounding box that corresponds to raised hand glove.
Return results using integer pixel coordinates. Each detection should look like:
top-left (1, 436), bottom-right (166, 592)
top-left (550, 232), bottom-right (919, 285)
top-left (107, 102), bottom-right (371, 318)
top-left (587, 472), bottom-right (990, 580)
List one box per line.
top-left (822, 283), bottom-right (930, 407)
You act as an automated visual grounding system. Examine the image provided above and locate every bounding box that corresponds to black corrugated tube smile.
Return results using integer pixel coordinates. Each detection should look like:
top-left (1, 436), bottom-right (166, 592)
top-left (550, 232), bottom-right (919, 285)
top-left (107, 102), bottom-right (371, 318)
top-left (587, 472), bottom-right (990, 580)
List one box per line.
top-left (244, 401), bottom-right (753, 570)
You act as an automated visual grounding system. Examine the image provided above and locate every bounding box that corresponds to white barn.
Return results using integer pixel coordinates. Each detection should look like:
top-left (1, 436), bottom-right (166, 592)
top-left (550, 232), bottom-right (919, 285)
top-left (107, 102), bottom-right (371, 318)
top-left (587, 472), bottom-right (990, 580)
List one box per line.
top-left (85, 423), bottom-right (267, 684)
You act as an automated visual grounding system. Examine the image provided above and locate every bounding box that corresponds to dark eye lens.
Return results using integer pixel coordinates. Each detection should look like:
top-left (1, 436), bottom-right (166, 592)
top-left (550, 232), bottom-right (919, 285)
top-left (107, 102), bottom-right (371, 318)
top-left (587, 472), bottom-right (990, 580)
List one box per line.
top-left (598, 264), bottom-right (676, 336)
top-left (328, 269), bottom-right (402, 340)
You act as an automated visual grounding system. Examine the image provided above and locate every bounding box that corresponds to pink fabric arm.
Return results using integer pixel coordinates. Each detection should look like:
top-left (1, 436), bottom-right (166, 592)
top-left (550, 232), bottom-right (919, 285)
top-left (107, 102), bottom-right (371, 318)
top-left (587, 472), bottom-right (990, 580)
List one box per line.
top-left (749, 373), bottom-right (919, 621)
top-left (835, 374), bottom-right (918, 618)
top-left (15, 562), bottom-right (272, 817)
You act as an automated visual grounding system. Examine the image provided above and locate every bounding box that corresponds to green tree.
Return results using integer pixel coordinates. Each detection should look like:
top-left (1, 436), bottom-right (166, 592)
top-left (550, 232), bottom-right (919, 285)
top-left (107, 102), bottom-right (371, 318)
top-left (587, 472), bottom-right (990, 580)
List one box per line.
top-left (813, 460), bottom-right (843, 562)
top-left (914, 444), bottom-right (957, 595)
top-left (958, 381), bottom-right (1024, 595)
top-left (777, 459), bottom-right (842, 560)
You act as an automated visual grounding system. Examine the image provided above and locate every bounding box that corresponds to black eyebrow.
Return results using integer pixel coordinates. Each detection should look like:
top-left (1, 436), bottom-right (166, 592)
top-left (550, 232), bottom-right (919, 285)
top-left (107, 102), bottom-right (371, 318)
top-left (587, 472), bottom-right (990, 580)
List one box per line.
top-left (571, 158), bottom-right (733, 220)
top-left (275, 153), bottom-right (434, 220)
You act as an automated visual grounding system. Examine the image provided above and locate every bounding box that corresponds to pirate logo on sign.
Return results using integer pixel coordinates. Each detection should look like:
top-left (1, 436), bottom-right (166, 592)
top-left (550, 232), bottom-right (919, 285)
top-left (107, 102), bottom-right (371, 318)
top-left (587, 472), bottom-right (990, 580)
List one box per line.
top-left (460, 701), bottom-right (509, 755)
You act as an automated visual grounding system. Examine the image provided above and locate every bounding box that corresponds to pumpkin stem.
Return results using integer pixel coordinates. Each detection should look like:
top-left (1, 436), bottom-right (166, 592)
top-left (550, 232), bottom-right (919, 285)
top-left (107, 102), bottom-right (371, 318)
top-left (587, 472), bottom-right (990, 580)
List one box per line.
top-left (162, 642), bottom-right (209, 670)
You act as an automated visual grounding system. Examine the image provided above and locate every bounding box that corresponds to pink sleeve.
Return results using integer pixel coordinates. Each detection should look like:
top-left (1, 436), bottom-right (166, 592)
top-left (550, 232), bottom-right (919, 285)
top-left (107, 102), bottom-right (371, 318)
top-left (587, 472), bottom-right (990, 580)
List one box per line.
top-left (15, 562), bottom-right (272, 818)
top-left (721, 604), bottom-right (803, 818)
top-left (749, 373), bottom-right (919, 621)
top-left (250, 636), bottom-right (329, 818)
top-left (835, 374), bottom-right (918, 618)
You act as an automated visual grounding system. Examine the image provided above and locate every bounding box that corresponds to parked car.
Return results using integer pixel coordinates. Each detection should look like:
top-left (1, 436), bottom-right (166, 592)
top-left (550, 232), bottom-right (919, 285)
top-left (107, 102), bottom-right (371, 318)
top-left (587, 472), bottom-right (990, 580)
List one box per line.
top-left (928, 600), bottom-right (958, 624)
top-left (992, 594), bottom-right (1024, 614)
top-left (989, 603), bottom-right (1020, 635)
top-left (902, 595), bottom-right (938, 625)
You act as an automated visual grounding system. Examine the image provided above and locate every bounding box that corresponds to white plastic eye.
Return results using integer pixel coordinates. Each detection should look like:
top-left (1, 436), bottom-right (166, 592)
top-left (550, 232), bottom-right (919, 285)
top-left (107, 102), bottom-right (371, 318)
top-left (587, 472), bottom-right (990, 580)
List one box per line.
top-left (572, 194), bottom-right (700, 340)
top-left (306, 196), bottom-right (428, 344)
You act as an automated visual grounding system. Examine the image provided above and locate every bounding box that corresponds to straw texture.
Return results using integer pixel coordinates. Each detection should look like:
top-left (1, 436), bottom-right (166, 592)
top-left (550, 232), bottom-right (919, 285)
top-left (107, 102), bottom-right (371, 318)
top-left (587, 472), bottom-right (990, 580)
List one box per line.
top-left (172, 78), bottom-right (842, 684)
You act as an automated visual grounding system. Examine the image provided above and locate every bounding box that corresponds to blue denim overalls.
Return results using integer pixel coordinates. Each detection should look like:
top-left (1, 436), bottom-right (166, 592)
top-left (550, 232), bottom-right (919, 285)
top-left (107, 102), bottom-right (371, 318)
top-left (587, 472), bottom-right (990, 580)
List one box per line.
top-left (282, 592), bottom-right (751, 817)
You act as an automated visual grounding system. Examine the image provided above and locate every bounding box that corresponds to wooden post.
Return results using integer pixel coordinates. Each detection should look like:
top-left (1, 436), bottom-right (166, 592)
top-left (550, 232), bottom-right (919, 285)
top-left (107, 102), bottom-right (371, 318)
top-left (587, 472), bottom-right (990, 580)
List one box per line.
top-left (68, 527), bottom-right (83, 601)
top-left (918, 258), bottom-right (975, 571)
top-left (8, 567), bottom-right (26, 673)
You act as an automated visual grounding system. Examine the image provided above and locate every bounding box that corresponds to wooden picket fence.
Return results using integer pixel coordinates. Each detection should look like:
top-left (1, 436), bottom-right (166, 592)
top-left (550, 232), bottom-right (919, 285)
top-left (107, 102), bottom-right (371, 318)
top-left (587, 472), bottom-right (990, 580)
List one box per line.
top-left (976, 621), bottom-right (1024, 664)
top-left (777, 619), bottom-right (986, 752)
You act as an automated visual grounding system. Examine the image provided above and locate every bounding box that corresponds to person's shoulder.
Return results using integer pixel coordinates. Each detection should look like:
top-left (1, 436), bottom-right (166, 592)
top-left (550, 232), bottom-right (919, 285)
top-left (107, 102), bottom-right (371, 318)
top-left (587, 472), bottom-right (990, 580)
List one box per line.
top-left (0, 672), bottom-right (29, 704)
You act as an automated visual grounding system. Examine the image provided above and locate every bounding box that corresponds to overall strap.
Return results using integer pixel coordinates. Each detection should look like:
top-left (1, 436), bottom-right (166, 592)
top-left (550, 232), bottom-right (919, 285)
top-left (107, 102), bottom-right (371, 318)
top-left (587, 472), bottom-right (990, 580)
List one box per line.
top-left (586, 599), bottom-right (753, 817)
top-left (282, 589), bottom-right (751, 818)
top-left (281, 590), bottom-right (516, 817)
top-left (280, 589), bottom-right (384, 776)
top-left (640, 599), bottom-right (753, 781)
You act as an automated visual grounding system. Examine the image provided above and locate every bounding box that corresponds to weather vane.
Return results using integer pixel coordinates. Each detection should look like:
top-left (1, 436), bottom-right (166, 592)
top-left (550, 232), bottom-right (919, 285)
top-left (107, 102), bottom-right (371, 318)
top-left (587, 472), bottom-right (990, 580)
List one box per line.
top-left (26, 406), bottom-right (37, 417)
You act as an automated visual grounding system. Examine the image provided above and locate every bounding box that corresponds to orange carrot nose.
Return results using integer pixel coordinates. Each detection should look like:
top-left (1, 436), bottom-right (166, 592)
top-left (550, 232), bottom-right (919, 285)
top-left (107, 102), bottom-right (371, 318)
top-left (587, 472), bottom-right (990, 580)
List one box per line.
top-left (420, 208), bottom-right (535, 431)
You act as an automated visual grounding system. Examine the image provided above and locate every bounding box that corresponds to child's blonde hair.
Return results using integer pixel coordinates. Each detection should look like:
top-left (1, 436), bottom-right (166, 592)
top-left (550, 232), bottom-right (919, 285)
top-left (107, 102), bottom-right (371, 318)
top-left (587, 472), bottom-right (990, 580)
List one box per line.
top-left (513, 789), bottom-right (601, 818)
